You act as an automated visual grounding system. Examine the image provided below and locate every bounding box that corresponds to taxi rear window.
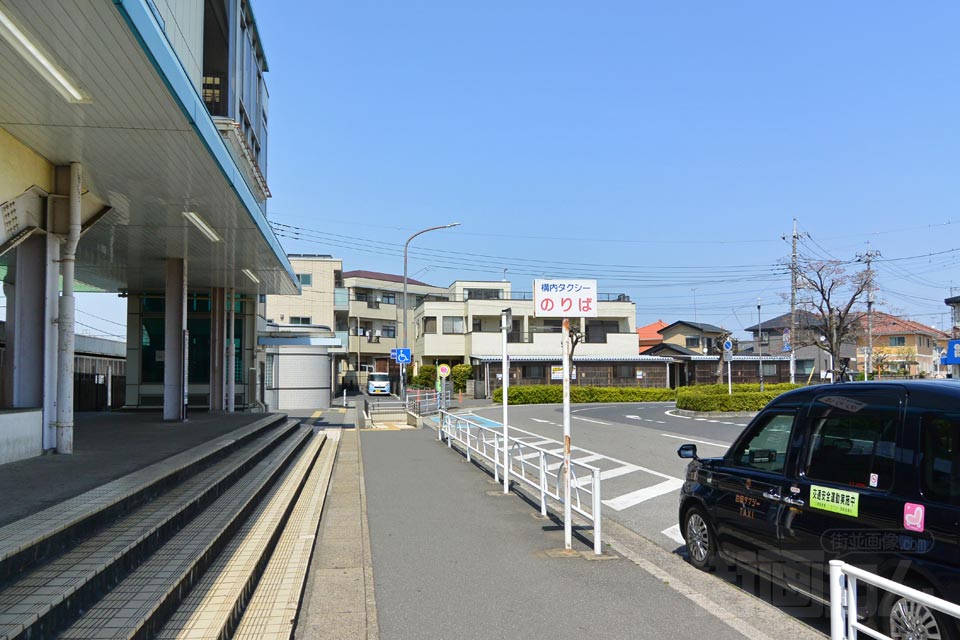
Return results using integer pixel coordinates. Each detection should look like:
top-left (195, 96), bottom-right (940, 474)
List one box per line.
top-left (803, 393), bottom-right (899, 490)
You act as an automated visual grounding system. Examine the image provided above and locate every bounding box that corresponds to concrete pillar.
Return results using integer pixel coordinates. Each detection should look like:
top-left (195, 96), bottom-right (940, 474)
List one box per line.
top-left (163, 258), bottom-right (187, 420)
top-left (43, 227), bottom-right (60, 449)
top-left (227, 288), bottom-right (236, 412)
top-left (209, 287), bottom-right (225, 411)
top-left (10, 237), bottom-right (47, 409)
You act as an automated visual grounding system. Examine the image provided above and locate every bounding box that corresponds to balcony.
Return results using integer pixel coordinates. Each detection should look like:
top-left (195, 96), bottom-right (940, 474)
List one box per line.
top-left (348, 334), bottom-right (398, 355)
top-left (334, 288), bottom-right (349, 311)
top-left (348, 300), bottom-right (397, 321)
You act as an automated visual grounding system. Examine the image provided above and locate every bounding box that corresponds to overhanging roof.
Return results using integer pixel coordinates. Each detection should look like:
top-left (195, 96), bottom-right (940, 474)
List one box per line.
top-left (470, 355), bottom-right (676, 363)
top-left (0, 0), bottom-right (298, 295)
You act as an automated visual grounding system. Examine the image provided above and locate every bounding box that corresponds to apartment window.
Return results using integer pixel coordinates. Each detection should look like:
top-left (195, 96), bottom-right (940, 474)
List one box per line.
top-left (685, 336), bottom-right (700, 349)
top-left (758, 332), bottom-right (770, 346)
top-left (762, 362), bottom-right (778, 377)
top-left (423, 317), bottom-right (437, 334)
top-left (473, 318), bottom-right (482, 332)
top-left (290, 316), bottom-right (311, 325)
top-left (334, 270), bottom-right (343, 287)
top-left (297, 273), bottom-right (312, 287)
top-left (443, 317), bottom-right (465, 334)
top-left (382, 325), bottom-right (396, 338)
top-left (382, 292), bottom-right (396, 305)
top-left (889, 336), bottom-right (906, 347)
top-left (796, 359), bottom-right (815, 375)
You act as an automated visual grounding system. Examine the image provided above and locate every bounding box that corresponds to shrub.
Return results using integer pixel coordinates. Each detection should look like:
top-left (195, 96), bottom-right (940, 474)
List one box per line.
top-left (451, 364), bottom-right (473, 393)
top-left (416, 365), bottom-right (437, 389)
top-left (676, 388), bottom-right (783, 412)
top-left (492, 385), bottom-right (676, 405)
top-left (687, 383), bottom-right (801, 395)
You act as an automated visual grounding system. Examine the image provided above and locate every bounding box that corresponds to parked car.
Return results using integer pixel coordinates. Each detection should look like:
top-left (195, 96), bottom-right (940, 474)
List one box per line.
top-left (677, 381), bottom-right (960, 640)
top-left (366, 372), bottom-right (391, 396)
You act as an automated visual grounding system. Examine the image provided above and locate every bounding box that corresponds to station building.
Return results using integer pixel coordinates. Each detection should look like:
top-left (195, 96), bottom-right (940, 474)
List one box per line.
top-left (0, 0), bottom-right (298, 462)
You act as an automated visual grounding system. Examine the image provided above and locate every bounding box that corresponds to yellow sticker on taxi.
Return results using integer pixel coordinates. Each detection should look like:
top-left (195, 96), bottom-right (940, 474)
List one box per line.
top-left (810, 485), bottom-right (859, 517)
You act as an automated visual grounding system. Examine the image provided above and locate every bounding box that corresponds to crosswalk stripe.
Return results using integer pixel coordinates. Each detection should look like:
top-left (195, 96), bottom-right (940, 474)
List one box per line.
top-left (546, 453), bottom-right (604, 471)
top-left (661, 523), bottom-right (685, 545)
top-left (602, 478), bottom-right (685, 510)
top-left (573, 464), bottom-right (641, 488)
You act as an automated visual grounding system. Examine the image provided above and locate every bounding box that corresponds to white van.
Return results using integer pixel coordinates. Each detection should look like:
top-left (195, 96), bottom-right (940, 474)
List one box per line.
top-left (367, 372), bottom-right (391, 395)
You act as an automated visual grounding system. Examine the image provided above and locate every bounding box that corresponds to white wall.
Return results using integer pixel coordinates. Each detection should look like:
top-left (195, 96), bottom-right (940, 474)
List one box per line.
top-left (153, 0), bottom-right (205, 93)
top-left (0, 409), bottom-right (42, 464)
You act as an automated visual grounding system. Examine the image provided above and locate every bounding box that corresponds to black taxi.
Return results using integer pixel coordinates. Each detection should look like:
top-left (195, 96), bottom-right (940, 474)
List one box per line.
top-left (677, 381), bottom-right (960, 640)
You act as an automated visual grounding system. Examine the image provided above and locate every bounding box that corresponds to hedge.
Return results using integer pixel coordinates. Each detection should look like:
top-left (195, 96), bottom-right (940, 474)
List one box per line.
top-left (688, 383), bottom-right (801, 395)
top-left (676, 389), bottom-right (784, 412)
top-left (492, 385), bottom-right (676, 405)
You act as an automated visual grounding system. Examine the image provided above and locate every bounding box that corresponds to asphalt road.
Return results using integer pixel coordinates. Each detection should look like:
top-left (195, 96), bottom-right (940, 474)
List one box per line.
top-left (464, 402), bottom-right (749, 553)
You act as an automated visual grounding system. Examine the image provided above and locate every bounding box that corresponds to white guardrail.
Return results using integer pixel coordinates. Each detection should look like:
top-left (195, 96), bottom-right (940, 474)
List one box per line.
top-left (438, 410), bottom-right (603, 554)
top-left (829, 559), bottom-right (960, 640)
top-left (406, 390), bottom-right (451, 415)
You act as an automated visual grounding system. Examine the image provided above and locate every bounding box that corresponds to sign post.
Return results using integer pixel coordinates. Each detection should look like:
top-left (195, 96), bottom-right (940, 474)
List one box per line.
top-left (438, 364), bottom-right (450, 410)
top-left (534, 279), bottom-right (598, 551)
top-left (501, 308), bottom-right (511, 494)
top-left (723, 339), bottom-right (733, 396)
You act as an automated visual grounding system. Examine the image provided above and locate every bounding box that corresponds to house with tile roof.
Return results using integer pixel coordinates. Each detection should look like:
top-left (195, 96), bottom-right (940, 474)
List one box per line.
top-left (637, 319), bottom-right (667, 353)
top-left (856, 311), bottom-right (949, 378)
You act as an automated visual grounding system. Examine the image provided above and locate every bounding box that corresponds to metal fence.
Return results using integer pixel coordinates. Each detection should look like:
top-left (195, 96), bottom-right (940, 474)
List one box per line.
top-left (405, 390), bottom-right (452, 416)
top-left (438, 410), bottom-right (603, 554)
top-left (829, 560), bottom-right (960, 639)
top-left (366, 398), bottom-right (408, 424)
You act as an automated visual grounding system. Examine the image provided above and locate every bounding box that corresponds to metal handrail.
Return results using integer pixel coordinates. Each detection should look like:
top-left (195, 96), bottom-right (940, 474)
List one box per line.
top-left (829, 560), bottom-right (960, 639)
top-left (437, 410), bottom-right (602, 554)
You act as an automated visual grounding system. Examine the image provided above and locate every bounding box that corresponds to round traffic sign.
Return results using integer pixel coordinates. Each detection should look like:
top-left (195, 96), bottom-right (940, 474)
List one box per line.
top-left (438, 364), bottom-right (451, 378)
top-left (723, 339), bottom-right (733, 351)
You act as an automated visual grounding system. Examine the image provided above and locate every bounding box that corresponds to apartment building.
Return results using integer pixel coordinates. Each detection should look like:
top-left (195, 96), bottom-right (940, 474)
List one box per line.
top-left (338, 271), bottom-right (447, 389)
top-left (857, 312), bottom-right (949, 378)
top-left (413, 281), bottom-right (670, 394)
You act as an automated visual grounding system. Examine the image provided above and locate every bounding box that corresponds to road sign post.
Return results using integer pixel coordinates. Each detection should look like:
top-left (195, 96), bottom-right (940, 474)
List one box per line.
top-left (501, 308), bottom-right (511, 494)
top-left (438, 364), bottom-right (450, 410)
top-left (723, 339), bottom-right (733, 396)
top-left (533, 279), bottom-right (598, 552)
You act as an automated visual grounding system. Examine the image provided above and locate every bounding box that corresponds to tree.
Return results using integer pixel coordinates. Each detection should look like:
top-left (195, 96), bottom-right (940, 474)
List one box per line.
top-left (451, 364), bottom-right (473, 393)
top-left (795, 258), bottom-right (870, 381)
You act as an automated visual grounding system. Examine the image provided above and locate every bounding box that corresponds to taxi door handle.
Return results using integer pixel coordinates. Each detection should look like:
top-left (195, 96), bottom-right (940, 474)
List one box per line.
top-left (762, 490), bottom-right (782, 502)
top-left (783, 496), bottom-right (805, 507)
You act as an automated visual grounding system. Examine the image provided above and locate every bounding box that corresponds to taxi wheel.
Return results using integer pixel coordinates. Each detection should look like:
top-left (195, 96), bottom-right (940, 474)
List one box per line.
top-left (683, 506), bottom-right (716, 570)
top-left (881, 589), bottom-right (957, 640)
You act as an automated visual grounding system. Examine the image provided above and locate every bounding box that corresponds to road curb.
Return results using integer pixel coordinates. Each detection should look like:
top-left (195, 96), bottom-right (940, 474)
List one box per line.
top-left (672, 409), bottom-right (758, 419)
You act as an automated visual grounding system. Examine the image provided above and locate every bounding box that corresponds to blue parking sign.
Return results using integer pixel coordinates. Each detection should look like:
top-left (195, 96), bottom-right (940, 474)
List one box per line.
top-left (390, 349), bottom-right (398, 360)
top-left (944, 340), bottom-right (960, 365)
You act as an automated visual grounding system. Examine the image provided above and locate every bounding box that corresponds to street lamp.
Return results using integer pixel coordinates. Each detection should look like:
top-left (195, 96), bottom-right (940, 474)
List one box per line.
top-left (402, 222), bottom-right (461, 399)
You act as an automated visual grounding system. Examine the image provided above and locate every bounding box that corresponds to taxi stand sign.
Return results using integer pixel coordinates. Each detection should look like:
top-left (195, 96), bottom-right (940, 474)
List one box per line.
top-left (532, 278), bottom-right (598, 551)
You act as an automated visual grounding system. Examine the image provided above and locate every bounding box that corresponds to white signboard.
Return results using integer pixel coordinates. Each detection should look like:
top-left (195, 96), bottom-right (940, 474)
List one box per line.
top-left (533, 279), bottom-right (599, 318)
top-left (551, 365), bottom-right (576, 380)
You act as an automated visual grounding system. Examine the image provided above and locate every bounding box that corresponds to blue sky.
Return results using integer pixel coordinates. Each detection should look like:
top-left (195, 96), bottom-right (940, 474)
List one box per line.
top-left (72, 2), bottom-right (960, 339)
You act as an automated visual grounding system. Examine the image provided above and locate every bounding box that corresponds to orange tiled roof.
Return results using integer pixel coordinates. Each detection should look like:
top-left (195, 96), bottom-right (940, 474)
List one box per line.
top-left (637, 319), bottom-right (668, 342)
top-left (859, 312), bottom-right (949, 339)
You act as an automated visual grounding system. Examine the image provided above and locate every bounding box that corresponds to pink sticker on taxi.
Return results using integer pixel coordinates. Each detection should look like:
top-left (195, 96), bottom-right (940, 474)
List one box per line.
top-left (903, 503), bottom-right (925, 533)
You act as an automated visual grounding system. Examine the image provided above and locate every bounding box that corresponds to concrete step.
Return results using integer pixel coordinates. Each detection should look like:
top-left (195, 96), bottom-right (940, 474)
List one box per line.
top-left (57, 427), bottom-right (314, 640)
top-left (156, 430), bottom-right (335, 640)
top-left (0, 418), bottom-right (301, 640)
top-left (0, 413), bottom-right (291, 585)
top-left (234, 429), bottom-right (342, 640)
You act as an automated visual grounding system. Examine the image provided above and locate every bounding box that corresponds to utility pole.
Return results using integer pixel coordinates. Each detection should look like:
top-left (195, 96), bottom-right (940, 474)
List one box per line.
top-left (757, 299), bottom-right (764, 391)
top-left (856, 245), bottom-right (881, 380)
top-left (782, 219), bottom-right (807, 384)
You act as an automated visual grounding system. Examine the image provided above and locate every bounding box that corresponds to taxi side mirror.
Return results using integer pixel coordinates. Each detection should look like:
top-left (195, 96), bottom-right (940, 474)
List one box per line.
top-left (677, 444), bottom-right (699, 460)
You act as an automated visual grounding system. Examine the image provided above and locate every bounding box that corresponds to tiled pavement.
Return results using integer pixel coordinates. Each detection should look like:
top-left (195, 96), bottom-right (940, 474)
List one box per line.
top-left (0, 413), bottom-right (287, 582)
top-left (234, 429), bottom-right (342, 640)
top-left (0, 419), bottom-right (298, 640)
top-left (157, 431), bottom-right (329, 640)
top-left (58, 428), bottom-right (313, 640)
top-left (295, 418), bottom-right (378, 640)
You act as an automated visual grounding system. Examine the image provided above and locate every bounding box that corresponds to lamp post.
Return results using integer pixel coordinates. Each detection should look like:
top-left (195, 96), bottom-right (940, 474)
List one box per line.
top-left (402, 223), bottom-right (460, 399)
